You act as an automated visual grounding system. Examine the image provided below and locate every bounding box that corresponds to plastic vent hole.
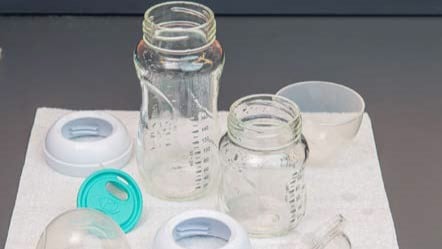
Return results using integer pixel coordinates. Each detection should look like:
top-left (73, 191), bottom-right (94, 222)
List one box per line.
top-left (62, 117), bottom-right (113, 142)
top-left (106, 181), bottom-right (129, 201)
top-left (173, 218), bottom-right (231, 249)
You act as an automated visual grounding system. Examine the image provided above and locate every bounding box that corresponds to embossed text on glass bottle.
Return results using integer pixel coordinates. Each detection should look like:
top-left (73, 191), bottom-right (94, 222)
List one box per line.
top-left (134, 1), bottom-right (224, 201)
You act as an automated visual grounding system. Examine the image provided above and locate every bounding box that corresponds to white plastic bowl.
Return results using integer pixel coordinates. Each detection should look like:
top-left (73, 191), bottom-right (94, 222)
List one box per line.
top-left (277, 81), bottom-right (365, 164)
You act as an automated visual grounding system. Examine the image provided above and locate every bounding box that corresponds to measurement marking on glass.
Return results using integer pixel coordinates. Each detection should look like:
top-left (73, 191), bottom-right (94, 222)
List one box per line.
top-left (189, 112), bottom-right (212, 191)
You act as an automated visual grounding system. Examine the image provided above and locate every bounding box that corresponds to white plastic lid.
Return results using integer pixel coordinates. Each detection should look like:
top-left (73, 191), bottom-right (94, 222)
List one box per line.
top-left (44, 111), bottom-right (133, 177)
top-left (153, 209), bottom-right (252, 249)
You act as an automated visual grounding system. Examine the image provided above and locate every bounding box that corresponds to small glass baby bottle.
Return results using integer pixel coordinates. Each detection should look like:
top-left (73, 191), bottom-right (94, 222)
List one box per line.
top-left (134, 1), bottom-right (224, 201)
top-left (218, 94), bottom-right (308, 237)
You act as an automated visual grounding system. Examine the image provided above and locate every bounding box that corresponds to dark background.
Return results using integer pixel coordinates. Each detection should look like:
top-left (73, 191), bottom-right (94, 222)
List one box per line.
top-left (2, 0), bottom-right (442, 15)
top-left (1, 1), bottom-right (442, 249)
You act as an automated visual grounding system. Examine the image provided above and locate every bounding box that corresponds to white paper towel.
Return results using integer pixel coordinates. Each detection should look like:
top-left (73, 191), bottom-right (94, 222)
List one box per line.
top-left (4, 107), bottom-right (399, 249)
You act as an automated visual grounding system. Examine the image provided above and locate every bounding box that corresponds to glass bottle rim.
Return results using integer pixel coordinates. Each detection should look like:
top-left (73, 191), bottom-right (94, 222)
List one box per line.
top-left (142, 1), bottom-right (216, 55)
top-left (227, 94), bottom-right (302, 151)
top-left (144, 1), bottom-right (215, 31)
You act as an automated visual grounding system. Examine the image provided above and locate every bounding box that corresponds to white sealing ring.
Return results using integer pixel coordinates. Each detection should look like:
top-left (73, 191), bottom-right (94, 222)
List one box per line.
top-left (153, 209), bottom-right (252, 249)
top-left (44, 111), bottom-right (133, 177)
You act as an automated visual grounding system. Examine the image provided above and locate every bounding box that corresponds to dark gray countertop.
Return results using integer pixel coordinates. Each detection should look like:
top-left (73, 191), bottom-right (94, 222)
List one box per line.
top-left (1, 16), bottom-right (442, 249)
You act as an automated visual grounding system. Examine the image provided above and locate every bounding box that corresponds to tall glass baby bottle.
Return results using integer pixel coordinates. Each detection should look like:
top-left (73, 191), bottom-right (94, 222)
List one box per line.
top-left (134, 1), bottom-right (224, 201)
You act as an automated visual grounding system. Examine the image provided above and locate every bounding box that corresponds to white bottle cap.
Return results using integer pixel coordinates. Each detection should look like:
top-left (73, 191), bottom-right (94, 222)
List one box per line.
top-left (153, 209), bottom-right (252, 249)
top-left (44, 111), bottom-right (133, 177)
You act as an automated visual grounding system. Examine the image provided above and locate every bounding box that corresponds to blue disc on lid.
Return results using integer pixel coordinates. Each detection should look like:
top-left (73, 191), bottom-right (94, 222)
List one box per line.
top-left (77, 169), bottom-right (143, 233)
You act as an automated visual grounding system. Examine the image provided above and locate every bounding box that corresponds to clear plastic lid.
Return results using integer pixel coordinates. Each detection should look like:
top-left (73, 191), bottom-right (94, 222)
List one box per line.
top-left (36, 209), bottom-right (131, 249)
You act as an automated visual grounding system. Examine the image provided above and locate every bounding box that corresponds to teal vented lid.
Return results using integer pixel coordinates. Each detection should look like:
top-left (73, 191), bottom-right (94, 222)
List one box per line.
top-left (77, 169), bottom-right (143, 233)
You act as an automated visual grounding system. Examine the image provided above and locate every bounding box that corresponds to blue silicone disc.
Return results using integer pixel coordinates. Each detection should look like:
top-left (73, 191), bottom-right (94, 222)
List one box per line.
top-left (77, 169), bottom-right (143, 233)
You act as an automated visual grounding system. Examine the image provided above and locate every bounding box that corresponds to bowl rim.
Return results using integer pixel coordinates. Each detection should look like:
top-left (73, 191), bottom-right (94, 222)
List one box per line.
top-left (276, 80), bottom-right (366, 126)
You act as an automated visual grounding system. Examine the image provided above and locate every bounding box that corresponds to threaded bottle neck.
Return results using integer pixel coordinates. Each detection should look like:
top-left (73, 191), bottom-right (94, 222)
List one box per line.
top-left (227, 94), bottom-right (303, 151)
top-left (142, 1), bottom-right (216, 55)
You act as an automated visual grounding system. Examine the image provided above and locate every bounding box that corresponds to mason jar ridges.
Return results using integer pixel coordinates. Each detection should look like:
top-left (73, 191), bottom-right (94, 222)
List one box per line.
top-left (226, 94), bottom-right (303, 151)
